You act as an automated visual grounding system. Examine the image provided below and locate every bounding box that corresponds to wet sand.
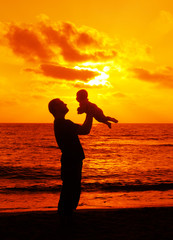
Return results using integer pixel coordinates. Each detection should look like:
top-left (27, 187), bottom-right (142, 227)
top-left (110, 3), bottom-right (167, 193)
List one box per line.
top-left (0, 207), bottom-right (173, 240)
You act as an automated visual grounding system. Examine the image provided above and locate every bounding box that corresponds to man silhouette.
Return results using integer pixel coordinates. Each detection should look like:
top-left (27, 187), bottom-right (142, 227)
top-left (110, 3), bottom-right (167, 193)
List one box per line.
top-left (48, 98), bottom-right (93, 216)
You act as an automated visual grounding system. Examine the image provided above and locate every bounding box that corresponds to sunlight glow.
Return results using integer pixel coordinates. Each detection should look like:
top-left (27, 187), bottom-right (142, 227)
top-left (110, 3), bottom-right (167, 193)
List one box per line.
top-left (114, 65), bottom-right (123, 72)
top-left (74, 66), bottom-right (110, 86)
top-left (87, 72), bottom-right (110, 86)
top-left (81, 62), bottom-right (102, 67)
top-left (103, 66), bottom-right (110, 72)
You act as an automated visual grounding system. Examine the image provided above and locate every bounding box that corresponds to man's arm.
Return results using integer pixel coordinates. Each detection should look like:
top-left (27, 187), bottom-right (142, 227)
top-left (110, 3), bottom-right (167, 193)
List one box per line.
top-left (77, 113), bottom-right (93, 135)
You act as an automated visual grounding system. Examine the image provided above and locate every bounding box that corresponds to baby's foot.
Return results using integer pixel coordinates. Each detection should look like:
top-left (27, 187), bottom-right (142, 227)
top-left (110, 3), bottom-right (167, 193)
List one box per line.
top-left (107, 122), bottom-right (111, 128)
top-left (114, 119), bottom-right (118, 123)
top-left (108, 117), bottom-right (118, 123)
top-left (112, 118), bottom-right (118, 123)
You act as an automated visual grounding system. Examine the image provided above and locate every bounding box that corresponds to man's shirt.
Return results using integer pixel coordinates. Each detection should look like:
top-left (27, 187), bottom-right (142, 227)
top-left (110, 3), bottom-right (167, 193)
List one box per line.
top-left (54, 118), bottom-right (85, 161)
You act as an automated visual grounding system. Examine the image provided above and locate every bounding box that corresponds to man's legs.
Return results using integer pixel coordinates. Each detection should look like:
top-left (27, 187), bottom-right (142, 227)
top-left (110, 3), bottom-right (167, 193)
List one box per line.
top-left (72, 161), bottom-right (82, 210)
top-left (58, 160), bottom-right (82, 215)
top-left (58, 179), bottom-right (73, 215)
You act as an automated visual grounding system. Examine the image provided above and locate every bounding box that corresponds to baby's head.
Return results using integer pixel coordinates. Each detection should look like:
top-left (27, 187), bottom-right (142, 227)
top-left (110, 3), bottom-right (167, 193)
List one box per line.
top-left (76, 89), bottom-right (88, 102)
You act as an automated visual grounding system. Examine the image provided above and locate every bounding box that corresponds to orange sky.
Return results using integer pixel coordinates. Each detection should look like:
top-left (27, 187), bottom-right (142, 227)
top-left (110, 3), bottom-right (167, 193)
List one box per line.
top-left (1, 0), bottom-right (173, 123)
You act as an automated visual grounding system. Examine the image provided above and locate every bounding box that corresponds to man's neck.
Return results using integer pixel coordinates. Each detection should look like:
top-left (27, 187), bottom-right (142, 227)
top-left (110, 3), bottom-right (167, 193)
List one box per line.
top-left (54, 113), bottom-right (65, 120)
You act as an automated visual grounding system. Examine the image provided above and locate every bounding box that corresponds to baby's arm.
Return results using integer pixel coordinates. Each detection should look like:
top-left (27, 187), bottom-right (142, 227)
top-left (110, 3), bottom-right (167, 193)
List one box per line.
top-left (77, 102), bottom-right (87, 114)
top-left (77, 106), bottom-right (85, 114)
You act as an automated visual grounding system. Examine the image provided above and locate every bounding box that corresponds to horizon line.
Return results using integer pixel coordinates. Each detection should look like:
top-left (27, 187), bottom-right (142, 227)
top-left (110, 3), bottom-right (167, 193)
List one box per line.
top-left (0, 122), bottom-right (173, 124)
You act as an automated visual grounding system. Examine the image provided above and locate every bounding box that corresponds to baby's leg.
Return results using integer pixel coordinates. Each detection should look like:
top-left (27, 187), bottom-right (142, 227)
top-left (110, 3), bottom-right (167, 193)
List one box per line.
top-left (94, 115), bottom-right (111, 128)
top-left (105, 121), bottom-right (111, 128)
top-left (106, 116), bottom-right (118, 123)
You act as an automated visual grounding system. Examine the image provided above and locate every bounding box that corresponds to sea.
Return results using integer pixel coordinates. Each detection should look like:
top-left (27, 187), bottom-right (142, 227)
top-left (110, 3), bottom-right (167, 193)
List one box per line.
top-left (0, 123), bottom-right (173, 212)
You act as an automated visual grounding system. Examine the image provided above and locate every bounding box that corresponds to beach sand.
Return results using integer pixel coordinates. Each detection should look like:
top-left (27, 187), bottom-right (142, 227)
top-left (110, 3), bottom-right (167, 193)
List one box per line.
top-left (0, 207), bottom-right (173, 240)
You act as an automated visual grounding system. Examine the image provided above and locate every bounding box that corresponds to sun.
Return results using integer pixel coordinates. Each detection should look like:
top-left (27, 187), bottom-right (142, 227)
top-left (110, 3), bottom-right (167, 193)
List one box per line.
top-left (86, 71), bottom-right (110, 86)
top-left (74, 65), bottom-right (111, 87)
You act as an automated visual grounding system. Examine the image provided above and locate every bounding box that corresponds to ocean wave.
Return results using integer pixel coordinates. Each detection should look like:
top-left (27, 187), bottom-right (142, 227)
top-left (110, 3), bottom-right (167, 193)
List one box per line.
top-left (155, 144), bottom-right (173, 147)
top-left (32, 145), bottom-right (59, 149)
top-left (42, 145), bottom-right (59, 149)
top-left (1, 182), bottom-right (173, 194)
top-left (0, 166), bottom-right (60, 179)
top-left (0, 185), bottom-right (62, 193)
top-left (83, 182), bottom-right (173, 192)
top-left (116, 143), bottom-right (173, 147)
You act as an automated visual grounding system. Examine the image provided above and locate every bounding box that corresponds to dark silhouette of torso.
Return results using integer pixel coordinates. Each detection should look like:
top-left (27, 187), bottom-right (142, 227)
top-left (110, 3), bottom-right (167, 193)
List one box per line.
top-left (54, 118), bottom-right (85, 161)
top-left (54, 118), bottom-right (84, 215)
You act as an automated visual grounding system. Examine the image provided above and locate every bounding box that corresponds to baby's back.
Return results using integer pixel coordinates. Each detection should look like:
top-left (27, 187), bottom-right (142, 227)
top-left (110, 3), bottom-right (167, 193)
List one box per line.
top-left (87, 101), bottom-right (106, 122)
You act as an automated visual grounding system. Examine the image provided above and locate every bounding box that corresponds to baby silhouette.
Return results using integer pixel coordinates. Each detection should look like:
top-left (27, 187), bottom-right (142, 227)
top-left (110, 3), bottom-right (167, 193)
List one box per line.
top-left (76, 89), bottom-right (118, 128)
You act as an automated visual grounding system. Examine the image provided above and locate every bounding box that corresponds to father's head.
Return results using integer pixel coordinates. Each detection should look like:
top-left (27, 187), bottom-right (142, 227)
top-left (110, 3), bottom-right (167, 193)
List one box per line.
top-left (48, 98), bottom-right (69, 118)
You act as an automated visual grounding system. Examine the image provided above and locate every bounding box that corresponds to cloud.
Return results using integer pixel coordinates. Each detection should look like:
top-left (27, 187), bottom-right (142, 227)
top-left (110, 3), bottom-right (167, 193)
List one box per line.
top-left (5, 25), bottom-right (53, 62)
top-left (1, 19), bottom-right (118, 86)
top-left (3, 21), bottom-right (117, 64)
top-left (40, 64), bottom-right (100, 81)
top-left (112, 92), bottom-right (127, 98)
top-left (31, 95), bottom-right (46, 100)
top-left (41, 24), bottom-right (91, 62)
top-left (26, 64), bottom-right (100, 81)
top-left (132, 67), bottom-right (173, 88)
top-left (120, 39), bottom-right (152, 63)
top-left (1, 18), bottom-right (158, 90)
top-left (40, 22), bottom-right (117, 63)
top-left (76, 32), bottom-right (98, 47)
top-left (72, 81), bottom-right (103, 89)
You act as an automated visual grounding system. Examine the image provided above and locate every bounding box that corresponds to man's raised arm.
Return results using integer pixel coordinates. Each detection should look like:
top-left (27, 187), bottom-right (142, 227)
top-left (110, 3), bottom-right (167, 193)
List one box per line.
top-left (77, 113), bottom-right (93, 135)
